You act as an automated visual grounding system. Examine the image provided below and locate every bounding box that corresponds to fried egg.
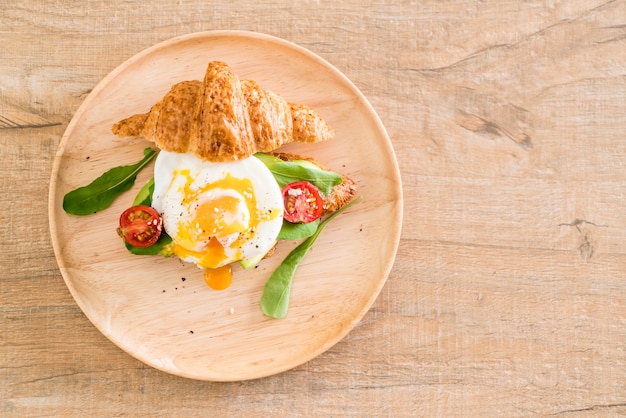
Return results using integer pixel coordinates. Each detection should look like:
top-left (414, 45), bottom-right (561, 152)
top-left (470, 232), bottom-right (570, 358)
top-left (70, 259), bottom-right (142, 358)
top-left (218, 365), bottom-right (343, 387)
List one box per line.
top-left (152, 151), bottom-right (283, 287)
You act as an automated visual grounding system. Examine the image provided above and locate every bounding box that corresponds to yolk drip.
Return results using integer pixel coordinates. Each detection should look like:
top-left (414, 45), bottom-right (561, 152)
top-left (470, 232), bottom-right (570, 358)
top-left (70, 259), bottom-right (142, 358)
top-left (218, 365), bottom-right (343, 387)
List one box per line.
top-left (204, 265), bottom-right (232, 290)
top-left (174, 236), bottom-right (228, 269)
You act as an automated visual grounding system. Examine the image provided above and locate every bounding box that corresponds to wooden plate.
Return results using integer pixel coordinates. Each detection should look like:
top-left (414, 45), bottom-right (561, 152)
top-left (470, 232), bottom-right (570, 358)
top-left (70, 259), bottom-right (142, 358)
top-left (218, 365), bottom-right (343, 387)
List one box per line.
top-left (48, 31), bottom-right (402, 381)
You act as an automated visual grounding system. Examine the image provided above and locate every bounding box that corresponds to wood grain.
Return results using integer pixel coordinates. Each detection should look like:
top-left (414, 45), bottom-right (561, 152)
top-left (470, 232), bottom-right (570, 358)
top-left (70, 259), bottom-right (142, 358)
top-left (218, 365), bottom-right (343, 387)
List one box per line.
top-left (3, 0), bottom-right (626, 416)
top-left (48, 31), bottom-right (402, 381)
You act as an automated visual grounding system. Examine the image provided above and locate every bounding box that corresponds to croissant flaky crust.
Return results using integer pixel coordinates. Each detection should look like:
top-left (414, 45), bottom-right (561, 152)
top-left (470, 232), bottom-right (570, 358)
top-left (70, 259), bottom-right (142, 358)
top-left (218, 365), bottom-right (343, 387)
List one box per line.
top-left (112, 61), bottom-right (334, 162)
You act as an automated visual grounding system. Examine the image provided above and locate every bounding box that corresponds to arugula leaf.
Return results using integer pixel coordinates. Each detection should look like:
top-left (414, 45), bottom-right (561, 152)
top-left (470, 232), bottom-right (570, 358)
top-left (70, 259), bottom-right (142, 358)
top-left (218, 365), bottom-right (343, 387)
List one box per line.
top-left (133, 178), bottom-right (155, 206)
top-left (260, 196), bottom-right (362, 318)
top-left (124, 232), bottom-right (173, 256)
top-left (267, 162), bottom-right (342, 194)
top-left (254, 152), bottom-right (282, 165)
top-left (63, 148), bottom-right (158, 215)
top-left (277, 219), bottom-right (320, 240)
top-left (254, 153), bottom-right (343, 195)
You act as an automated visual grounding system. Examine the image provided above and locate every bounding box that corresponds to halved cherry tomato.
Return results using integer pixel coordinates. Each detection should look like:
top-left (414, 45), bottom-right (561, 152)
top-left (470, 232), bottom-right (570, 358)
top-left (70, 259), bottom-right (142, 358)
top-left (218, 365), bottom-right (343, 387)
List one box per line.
top-left (282, 181), bottom-right (324, 224)
top-left (117, 205), bottom-right (163, 248)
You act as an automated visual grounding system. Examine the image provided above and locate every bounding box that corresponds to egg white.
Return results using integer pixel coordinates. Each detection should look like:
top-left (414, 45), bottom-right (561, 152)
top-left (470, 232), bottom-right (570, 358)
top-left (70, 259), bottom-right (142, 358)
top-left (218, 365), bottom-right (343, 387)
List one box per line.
top-left (152, 151), bottom-right (283, 269)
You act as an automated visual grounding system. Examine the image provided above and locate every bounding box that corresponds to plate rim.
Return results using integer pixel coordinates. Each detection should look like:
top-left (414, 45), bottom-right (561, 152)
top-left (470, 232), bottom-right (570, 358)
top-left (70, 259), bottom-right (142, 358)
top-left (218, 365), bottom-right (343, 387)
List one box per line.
top-left (48, 30), bottom-right (403, 381)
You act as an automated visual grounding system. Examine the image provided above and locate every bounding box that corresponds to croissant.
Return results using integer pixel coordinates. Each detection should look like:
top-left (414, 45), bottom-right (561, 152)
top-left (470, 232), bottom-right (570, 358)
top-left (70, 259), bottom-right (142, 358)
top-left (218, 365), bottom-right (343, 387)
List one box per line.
top-left (112, 61), bottom-right (334, 162)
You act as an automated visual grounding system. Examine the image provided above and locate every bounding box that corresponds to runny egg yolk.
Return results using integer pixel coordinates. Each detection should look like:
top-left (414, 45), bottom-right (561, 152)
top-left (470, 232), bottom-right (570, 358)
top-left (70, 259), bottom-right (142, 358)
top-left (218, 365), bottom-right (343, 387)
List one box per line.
top-left (194, 195), bottom-right (247, 240)
top-left (169, 169), bottom-right (280, 290)
top-left (174, 171), bottom-right (255, 267)
top-left (204, 264), bottom-right (232, 290)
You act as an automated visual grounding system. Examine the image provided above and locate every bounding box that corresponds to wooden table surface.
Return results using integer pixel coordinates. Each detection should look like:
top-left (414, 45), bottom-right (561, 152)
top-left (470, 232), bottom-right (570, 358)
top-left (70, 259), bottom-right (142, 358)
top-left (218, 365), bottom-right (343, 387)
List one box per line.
top-left (3, 1), bottom-right (626, 416)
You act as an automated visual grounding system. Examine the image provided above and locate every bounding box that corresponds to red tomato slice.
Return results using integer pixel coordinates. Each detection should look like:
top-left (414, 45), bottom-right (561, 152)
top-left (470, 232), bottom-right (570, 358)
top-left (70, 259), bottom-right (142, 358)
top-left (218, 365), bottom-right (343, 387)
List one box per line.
top-left (117, 205), bottom-right (163, 248)
top-left (282, 181), bottom-right (324, 224)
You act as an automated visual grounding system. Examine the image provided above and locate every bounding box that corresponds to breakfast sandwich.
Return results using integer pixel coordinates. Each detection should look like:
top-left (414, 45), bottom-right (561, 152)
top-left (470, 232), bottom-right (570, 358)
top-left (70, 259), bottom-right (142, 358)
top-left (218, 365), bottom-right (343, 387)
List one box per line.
top-left (111, 61), bottom-right (357, 290)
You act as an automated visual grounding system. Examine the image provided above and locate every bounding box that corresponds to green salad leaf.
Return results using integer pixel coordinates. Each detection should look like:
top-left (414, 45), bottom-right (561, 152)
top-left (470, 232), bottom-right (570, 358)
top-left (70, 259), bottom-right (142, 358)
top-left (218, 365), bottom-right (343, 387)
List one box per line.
top-left (133, 177), bottom-right (155, 206)
top-left (277, 219), bottom-right (320, 240)
top-left (124, 232), bottom-right (173, 256)
top-left (260, 196), bottom-right (362, 319)
top-left (254, 152), bottom-right (282, 166)
top-left (254, 153), bottom-right (342, 195)
top-left (63, 148), bottom-right (158, 215)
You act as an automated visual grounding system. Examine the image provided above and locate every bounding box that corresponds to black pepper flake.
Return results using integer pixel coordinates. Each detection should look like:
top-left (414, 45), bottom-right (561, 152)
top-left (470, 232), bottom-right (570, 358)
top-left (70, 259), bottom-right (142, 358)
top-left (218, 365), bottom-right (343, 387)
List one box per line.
top-left (181, 277), bottom-right (186, 282)
top-left (189, 330), bottom-right (194, 334)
